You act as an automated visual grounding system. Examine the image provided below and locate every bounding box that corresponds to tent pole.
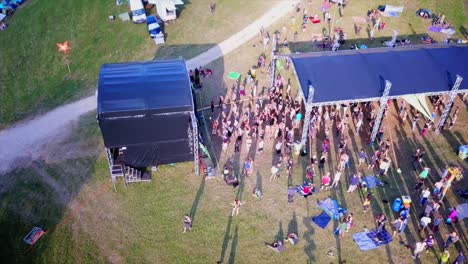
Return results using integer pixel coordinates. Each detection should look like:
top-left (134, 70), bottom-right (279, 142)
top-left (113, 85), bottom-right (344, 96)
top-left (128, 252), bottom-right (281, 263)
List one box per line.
top-left (105, 148), bottom-right (118, 192)
top-left (105, 147), bottom-right (114, 178)
top-left (435, 75), bottom-right (463, 134)
top-left (190, 112), bottom-right (200, 176)
top-left (270, 55), bottom-right (277, 89)
top-left (300, 85), bottom-right (315, 152)
top-left (370, 80), bottom-right (392, 144)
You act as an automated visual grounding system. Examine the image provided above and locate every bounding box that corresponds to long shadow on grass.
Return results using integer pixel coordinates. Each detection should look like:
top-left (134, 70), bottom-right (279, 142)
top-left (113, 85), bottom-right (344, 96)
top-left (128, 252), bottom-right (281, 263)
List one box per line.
top-left (256, 171), bottom-right (262, 194)
top-left (330, 186), bottom-right (347, 263)
top-left (302, 199), bottom-right (316, 262)
top-left (288, 212), bottom-right (298, 235)
top-left (0, 113), bottom-right (101, 262)
top-left (289, 34), bottom-right (430, 54)
top-left (228, 226), bottom-right (239, 264)
top-left (219, 215), bottom-right (233, 264)
top-left (391, 127), bottom-right (426, 247)
top-left (189, 176), bottom-right (206, 225)
top-left (372, 200), bottom-right (395, 264)
top-left (276, 221), bottom-right (284, 242)
top-left (154, 44), bottom-right (217, 61)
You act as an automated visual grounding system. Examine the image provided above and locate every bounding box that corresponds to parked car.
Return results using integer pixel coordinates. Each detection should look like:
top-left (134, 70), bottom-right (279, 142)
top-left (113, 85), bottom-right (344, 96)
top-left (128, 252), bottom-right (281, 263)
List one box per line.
top-left (146, 16), bottom-right (164, 44)
top-left (129, 0), bottom-right (146, 23)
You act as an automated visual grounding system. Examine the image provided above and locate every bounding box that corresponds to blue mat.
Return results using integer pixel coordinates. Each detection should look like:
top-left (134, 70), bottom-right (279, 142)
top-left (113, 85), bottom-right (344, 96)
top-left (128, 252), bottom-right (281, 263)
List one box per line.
top-left (312, 211), bottom-right (332, 229)
top-left (366, 229), bottom-right (393, 246)
top-left (317, 198), bottom-right (346, 220)
top-left (363, 176), bottom-right (383, 189)
top-left (352, 231), bottom-right (379, 251)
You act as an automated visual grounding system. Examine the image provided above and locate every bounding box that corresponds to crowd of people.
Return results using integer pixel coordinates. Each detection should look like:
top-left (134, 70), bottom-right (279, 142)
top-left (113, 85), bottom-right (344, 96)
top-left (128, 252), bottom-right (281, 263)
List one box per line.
top-left (204, 55), bottom-right (465, 259)
top-left (182, 1), bottom-right (466, 262)
top-left (204, 43), bottom-right (464, 261)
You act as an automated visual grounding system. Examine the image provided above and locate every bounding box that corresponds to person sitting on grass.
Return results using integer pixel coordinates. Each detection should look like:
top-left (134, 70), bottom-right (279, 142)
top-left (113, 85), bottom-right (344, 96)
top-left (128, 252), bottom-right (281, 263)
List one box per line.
top-left (225, 172), bottom-right (239, 188)
top-left (362, 193), bottom-right (373, 212)
top-left (288, 186), bottom-right (296, 203)
top-left (321, 172), bottom-right (331, 191)
top-left (335, 220), bottom-right (348, 238)
top-left (267, 240), bottom-right (284, 253)
top-left (252, 186), bottom-right (262, 199)
top-left (285, 233), bottom-right (298, 245)
top-left (298, 181), bottom-right (316, 198)
top-left (0, 22), bottom-right (8, 31)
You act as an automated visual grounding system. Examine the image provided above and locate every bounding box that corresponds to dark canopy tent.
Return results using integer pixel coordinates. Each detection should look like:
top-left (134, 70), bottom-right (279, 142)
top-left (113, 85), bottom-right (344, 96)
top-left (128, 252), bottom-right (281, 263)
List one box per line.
top-left (289, 44), bottom-right (468, 105)
top-left (97, 59), bottom-right (195, 168)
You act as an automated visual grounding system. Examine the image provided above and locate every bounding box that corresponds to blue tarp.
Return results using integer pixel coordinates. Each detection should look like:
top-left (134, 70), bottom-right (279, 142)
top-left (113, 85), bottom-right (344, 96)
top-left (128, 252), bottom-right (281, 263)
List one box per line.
top-left (289, 44), bottom-right (468, 104)
top-left (367, 229), bottom-right (393, 246)
top-left (317, 198), bottom-right (346, 220)
top-left (312, 211), bottom-right (332, 229)
top-left (352, 229), bottom-right (393, 251)
top-left (353, 231), bottom-right (379, 251)
top-left (363, 176), bottom-right (383, 189)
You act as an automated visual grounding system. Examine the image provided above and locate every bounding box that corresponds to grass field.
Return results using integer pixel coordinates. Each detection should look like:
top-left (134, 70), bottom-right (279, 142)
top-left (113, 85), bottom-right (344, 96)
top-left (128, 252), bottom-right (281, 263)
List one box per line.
top-left (1, 100), bottom-right (467, 263)
top-left (0, 0), bottom-right (467, 263)
top-left (0, 0), bottom-right (274, 128)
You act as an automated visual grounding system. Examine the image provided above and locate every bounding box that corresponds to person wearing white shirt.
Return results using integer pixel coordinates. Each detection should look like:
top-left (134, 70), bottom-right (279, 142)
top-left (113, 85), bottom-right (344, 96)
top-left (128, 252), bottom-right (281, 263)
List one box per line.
top-left (331, 170), bottom-right (342, 188)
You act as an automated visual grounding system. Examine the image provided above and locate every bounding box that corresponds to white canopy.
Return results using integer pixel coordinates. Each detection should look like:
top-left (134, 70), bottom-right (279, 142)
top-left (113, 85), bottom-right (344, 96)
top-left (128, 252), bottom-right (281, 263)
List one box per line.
top-left (148, 0), bottom-right (184, 6)
top-left (383, 5), bottom-right (404, 13)
top-left (402, 94), bottom-right (432, 120)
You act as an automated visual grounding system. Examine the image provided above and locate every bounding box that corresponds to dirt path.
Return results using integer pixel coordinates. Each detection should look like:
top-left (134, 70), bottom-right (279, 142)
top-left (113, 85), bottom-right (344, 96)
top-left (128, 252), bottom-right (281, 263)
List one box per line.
top-left (0, 0), bottom-right (297, 175)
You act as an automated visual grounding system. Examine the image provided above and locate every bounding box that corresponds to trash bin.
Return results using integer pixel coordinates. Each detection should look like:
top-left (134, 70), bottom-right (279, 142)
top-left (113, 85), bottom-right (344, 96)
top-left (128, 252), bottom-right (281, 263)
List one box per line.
top-left (459, 145), bottom-right (468, 160)
top-left (392, 198), bottom-right (402, 212)
top-left (294, 141), bottom-right (301, 155)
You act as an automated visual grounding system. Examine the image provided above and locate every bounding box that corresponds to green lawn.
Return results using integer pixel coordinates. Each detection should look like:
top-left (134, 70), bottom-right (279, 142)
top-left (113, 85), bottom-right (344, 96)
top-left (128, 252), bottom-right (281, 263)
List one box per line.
top-left (0, 0), bottom-right (274, 128)
top-left (0, 0), bottom-right (467, 263)
top-left (1, 99), bottom-right (467, 263)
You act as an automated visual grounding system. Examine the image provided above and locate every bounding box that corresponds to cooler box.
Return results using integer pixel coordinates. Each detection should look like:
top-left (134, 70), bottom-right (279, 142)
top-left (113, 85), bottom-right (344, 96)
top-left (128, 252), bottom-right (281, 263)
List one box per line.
top-left (294, 141), bottom-right (301, 155)
top-left (392, 198), bottom-right (402, 212)
top-left (459, 145), bottom-right (468, 160)
top-left (402, 195), bottom-right (412, 209)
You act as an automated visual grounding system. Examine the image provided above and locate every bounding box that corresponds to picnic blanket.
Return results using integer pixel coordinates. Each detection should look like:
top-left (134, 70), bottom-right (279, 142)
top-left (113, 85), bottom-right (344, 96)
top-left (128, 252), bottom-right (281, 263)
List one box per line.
top-left (385, 5), bottom-right (403, 13)
top-left (378, 5), bottom-right (404, 13)
top-left (381, 12), bottom-right (400, 18)
top-left (23, 227), bottom-right (45, 245)
top-left (367, 229), bottom-right (393, 246)
top-left (428, 26), bottom-right (456, 35)
top-left (441, 28), bottom-right (456, 35)
top-left (352, 231), bottom-right (379, 251)
top-left (318, 1), bottom-right (331, 12)
top-left (456, 203), bottom-right (468, 220)
top-left (352, 16), bottom-right (367, 24)
top-left (317, 198), bottom-right (346, 220)
top-left (362, 176), bottom-right (383, 189)
top-left (312, 211), bottom-right (332, 229)
top-left (429, 26), bottom-right (443, 32)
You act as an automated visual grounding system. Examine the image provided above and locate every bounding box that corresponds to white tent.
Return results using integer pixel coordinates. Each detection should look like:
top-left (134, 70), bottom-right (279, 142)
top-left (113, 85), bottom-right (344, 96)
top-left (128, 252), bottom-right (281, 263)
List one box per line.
top-left (149, 0), bottom-right (184, 22)
top-left (402, 94), bottom-right (432, 120)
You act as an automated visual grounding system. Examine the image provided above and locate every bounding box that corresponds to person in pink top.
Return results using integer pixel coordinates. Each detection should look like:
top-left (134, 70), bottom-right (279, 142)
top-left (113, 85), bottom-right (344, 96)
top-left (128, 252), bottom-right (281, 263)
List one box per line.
top-left (321, 172), bottom-right (331, 191)
top-left (448, 207), bottom-right (458, 223)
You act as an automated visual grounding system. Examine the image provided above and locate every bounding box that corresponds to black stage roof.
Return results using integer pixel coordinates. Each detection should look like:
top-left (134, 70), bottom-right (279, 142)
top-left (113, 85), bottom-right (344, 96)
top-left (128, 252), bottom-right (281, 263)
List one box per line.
top-left (97, 59), bottom-right (193, 118)
top-left (289, 44), bottom-right (468, 105)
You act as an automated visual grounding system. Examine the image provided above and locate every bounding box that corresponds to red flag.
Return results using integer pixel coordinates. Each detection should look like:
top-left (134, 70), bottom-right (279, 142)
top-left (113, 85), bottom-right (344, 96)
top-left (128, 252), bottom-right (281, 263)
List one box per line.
top-left (56, 41), bottom-right (71, 54)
